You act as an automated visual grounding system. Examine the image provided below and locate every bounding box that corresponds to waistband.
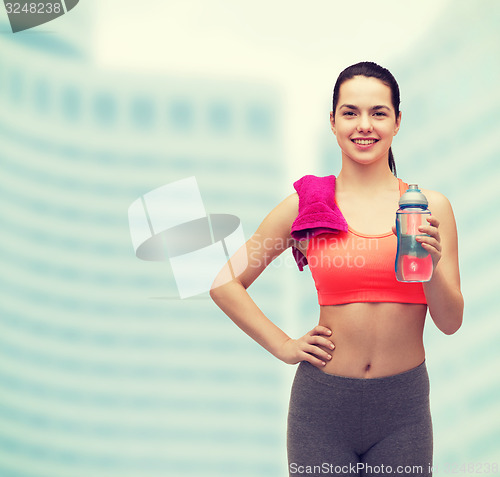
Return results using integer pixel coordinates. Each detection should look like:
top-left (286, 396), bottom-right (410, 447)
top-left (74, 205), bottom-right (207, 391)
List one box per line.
top-left (297, 360), bottom-right (428, 391)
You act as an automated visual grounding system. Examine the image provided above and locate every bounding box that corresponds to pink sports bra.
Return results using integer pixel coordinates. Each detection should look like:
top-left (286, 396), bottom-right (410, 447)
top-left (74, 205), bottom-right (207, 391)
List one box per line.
top-left (306, 179), bottom-right (428, 306)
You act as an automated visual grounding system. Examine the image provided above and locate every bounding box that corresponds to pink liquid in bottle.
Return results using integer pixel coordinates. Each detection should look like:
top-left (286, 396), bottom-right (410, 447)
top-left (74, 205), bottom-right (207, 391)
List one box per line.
top-left (401, 253), bottom-right (433, 282)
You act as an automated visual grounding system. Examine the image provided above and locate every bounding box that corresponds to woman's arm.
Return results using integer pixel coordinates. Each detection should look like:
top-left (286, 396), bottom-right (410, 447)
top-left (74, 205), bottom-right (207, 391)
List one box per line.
top-left (417, 190), bottom-right (464, 335)
top-left (209, 193), bottom-right (334, 366)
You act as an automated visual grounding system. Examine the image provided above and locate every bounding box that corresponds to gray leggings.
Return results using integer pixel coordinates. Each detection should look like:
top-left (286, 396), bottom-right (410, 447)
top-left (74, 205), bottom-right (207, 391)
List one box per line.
top-left (287, 361), bottom-right (433, 477)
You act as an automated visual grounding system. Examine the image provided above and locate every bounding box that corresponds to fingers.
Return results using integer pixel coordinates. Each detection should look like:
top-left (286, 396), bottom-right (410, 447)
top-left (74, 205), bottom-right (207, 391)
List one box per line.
top-left (279, 326), bottom-right (335, 367)
top-left (306, 326), bottom-right (335, 350)
top-left (308, 333), bottom-right (335, 350)
top-left (301, 353), bottom-right (330, 368)
top-left (308, 325), bottom-right (332, 337)
top-left (419, 215), bottom-right (440, 236)
top-left (418, 226), bottom-right (440, 243)
top-left (417, 216), bottom-right (441, 249)
top-left (416, 215), bottom-right (442, 267)
top-left (298, 326), bottom-right (335, 367)
top-left (303, 344), bottom-right (332, 365)
top-left (426, 215), bottom-right (440, 227)
top-left (298, 345), bottom-right (332, 367)
top-left (416, 237), bottom-right (441, 253)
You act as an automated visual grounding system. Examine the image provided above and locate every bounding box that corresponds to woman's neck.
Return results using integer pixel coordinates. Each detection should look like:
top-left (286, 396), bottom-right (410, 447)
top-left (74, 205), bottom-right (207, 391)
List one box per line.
top-left (336, 159), bottom-right (398, 195)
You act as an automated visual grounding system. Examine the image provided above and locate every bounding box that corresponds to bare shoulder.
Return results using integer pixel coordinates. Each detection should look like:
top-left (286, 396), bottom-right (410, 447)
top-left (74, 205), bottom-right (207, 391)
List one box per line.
top-left (258, 192), bottom-right (299, 237)
top-left (232, 193), bottom-right (300, 289)
top-left (421, 188), bottom-right (458, 241)
top-left (420, 188), bottom-right (455, 217)
top-left (251, 191), bottom-right (308, 259)
top-left (275, 191), bottom-right (299, 219)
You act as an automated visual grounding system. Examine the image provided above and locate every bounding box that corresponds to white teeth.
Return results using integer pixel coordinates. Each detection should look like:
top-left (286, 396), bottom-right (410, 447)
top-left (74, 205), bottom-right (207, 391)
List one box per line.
top-left (353, 139), bottom-right (377, 145)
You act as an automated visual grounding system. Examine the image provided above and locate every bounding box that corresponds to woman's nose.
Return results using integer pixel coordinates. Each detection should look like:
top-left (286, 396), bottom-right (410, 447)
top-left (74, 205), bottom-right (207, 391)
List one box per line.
top-left (357, 114), bottom-right (373, 132)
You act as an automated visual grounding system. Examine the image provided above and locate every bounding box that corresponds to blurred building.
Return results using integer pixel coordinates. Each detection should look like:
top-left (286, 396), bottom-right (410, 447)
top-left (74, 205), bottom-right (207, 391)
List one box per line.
top-left (0, 17), bottom-right (291, 477)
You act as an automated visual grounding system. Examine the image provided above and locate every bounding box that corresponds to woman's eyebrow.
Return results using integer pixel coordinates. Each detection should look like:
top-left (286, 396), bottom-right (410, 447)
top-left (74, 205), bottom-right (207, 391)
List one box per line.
top-left (339, 104), bottom-right (391, 111)
top-left (339, 104), bottom-right (358, 110)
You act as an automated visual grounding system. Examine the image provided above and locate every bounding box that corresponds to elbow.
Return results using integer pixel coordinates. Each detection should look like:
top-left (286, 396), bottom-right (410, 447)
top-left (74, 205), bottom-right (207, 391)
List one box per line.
top-left (209, 287), bottom-right (217, 301)
top-left (209, 283), bottom-right (224, 303)
top-left (209, 274), bottom-right (231, 303)
top-left (441, 320), bottom-right (462, 336)
top-left (209, 278), bottom-right (244, 303)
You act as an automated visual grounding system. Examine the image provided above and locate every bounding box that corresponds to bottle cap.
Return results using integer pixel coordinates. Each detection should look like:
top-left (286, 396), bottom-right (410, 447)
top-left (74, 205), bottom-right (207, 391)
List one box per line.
top-left (399, 184), bottom-right (428, 208)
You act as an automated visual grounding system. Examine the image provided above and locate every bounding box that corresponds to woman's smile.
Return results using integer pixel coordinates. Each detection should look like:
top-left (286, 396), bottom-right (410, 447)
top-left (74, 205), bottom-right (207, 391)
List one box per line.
top-left (351, 137), bottom-right (379, 149)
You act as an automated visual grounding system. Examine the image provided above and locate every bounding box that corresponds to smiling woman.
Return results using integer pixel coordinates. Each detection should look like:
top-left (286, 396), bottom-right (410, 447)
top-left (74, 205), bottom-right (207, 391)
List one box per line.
top-left (210, 61), bottom-right (463, 476)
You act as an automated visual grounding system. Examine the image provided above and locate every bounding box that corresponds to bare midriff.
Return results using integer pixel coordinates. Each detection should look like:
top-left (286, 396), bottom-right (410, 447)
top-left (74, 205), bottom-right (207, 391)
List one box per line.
top-left (317, 302), bottom-right (427, 378)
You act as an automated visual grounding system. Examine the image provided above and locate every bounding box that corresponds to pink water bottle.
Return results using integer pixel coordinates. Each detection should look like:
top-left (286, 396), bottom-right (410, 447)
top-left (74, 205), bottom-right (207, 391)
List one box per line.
top-left (395, 184), bottom-right (433, 282)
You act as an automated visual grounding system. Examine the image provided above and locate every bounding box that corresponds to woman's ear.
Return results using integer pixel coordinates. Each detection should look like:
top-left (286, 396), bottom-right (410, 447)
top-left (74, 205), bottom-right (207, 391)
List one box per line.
top-left (393, 111), bottom-right (402, 136)
top-left (330, 111), bottom-right (336, 135)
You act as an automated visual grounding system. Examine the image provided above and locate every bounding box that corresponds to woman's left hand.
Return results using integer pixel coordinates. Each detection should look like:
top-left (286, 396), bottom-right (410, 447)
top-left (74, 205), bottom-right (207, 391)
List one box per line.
top-left (392, 215), bottom-right (442, 270)
top-left (415, 215), bottom-right (442, 269)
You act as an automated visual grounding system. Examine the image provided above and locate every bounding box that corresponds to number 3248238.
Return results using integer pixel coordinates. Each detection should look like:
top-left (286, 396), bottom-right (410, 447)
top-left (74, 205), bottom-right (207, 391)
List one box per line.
top-left (5, 3), bottom-right (62, 14)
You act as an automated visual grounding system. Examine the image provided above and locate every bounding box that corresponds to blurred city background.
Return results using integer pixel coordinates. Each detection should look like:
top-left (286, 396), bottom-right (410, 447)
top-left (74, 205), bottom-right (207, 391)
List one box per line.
top-left (0, 1), bottom-right (499, 476)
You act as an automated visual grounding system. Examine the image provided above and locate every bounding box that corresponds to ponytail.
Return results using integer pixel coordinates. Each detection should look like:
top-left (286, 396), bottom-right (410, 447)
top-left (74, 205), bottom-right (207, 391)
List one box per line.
top-left (388, 147), bottom-right (397, 177)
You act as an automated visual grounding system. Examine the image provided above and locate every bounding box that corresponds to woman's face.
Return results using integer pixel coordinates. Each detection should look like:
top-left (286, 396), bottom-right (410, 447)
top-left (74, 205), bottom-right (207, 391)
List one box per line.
top-left (330, 75), bottom-right (401, 167)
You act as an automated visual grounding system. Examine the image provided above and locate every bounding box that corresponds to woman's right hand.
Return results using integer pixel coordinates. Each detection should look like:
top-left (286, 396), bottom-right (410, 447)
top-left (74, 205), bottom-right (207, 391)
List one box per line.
top-left (277, 326), bottom-right (335, 367)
